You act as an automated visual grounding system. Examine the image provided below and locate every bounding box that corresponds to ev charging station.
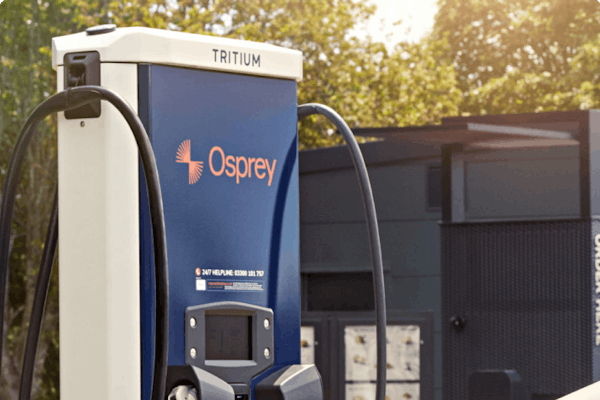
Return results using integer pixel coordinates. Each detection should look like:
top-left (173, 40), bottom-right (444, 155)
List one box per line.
top-left (51, 25), bottom-right (311, 400)
top-left (15, 22), bottom-right (600, 400)
top-left (16, 20), bottom-right (600, 400)
top-left (0, 23), bottom-right (388, 400)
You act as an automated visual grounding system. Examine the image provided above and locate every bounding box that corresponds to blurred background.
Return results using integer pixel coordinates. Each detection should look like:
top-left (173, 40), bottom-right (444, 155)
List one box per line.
top-left (1, 0), bottom-right (599, 398)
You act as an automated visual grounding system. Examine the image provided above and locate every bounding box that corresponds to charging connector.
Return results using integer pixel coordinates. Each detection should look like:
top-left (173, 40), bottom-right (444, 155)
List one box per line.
top-left (169, 385), bottom-right (198, 400)
top-left (63, 52), bottom-right (101, 119)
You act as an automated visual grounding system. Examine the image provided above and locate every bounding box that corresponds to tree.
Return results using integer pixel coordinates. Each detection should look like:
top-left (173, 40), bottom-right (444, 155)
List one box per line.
top-left (432, 0), bottom-right (600, 116)
top-left (70, 0), bottom-right (461, 148)
top-left (545, 33), bottom-right (600, 112)
top-left (0, 0), bottom-right (84, 397)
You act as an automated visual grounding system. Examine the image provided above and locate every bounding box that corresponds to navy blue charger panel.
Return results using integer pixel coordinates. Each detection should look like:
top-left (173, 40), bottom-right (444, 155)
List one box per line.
top-left (138, 64), bottom-right (300, 400)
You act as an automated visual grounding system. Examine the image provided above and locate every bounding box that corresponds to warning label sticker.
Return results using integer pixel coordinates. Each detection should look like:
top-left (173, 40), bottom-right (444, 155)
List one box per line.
top-left (196, 268), bottom-right (265, 278)
top-left (196, 279), bottom-right (264, 292)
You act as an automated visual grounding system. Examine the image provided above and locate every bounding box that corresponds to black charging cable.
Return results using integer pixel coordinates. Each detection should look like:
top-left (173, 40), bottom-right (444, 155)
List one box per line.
top-left (18, 189), bottom-right (57, 400)
top-left (0, 86), bottom-right (169, 400)
top-left (298, 103), bottom-right (387, 400)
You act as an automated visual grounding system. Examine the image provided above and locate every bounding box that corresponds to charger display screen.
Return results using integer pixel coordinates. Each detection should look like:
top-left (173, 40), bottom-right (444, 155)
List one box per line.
top-left (205, 315), bottom-right (252, 360)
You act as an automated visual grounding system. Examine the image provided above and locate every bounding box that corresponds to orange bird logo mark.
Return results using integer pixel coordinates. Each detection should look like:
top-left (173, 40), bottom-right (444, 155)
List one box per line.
top-left (176, 140), bottom-right (203, 185)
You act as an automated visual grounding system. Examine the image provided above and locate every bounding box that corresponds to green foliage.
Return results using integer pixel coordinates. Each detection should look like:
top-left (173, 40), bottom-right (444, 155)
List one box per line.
top-left (549, 33), bottom-right (600, 111)
top-left (461, 38), bottom-right (600, 116)
top-left (66, 0), bottom-right (460, 148)
top-left (461, 69), bottom-right (554, 115)
top-left (432, 0), bottom-right (600, 116)
top-left (37, 325), bottom-right (59, 400)
top-left (0, 0), bottom-right (81, 397)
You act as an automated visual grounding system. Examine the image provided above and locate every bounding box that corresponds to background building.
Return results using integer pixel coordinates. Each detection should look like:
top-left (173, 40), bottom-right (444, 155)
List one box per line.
top-left (299, 110), bottom-right (598, 400)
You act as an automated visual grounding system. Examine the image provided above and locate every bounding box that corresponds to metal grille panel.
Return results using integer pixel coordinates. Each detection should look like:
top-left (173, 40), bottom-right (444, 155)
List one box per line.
top-left (442, 219), bottom-right (592, 399)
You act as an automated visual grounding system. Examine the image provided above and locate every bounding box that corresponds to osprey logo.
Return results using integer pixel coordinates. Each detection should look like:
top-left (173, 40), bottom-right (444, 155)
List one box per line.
top-left (176, 140), bottom-right (203, 185)
top-left (175, 140), bottom-right (277, 186)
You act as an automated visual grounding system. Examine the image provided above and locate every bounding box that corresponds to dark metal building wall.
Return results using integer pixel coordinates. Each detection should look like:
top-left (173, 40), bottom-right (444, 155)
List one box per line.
top-left (442, 219), bottom-right (592, 399)
top-left (299, 110), bottom-right (599, 400)
top-left (300, 141), bottom-right (445, 399)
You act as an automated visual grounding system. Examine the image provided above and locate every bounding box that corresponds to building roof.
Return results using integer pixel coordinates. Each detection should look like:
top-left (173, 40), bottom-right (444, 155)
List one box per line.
top-left (351, 122), bottom-right (577, 150)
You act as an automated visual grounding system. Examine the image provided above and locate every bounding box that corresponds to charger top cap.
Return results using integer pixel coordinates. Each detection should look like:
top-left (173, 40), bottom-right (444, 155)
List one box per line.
top-left (52, 26), bottom-right (303, 81)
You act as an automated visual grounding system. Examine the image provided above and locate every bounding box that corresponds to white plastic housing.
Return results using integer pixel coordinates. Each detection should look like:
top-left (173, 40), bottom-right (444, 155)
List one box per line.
top-left (53, 26), bottom-right (304, 400)
top-left (52, 27), bottom-right (303, 81)
top-left (57, 63), bottom-right (141, 400)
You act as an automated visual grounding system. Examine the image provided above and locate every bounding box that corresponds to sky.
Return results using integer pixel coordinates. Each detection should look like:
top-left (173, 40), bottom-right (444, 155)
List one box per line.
top-left (351, 0), bottom-right (439, 50)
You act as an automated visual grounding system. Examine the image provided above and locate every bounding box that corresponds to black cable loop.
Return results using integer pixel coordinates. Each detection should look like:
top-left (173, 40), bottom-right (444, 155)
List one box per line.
top-left (298, 103), bottom-right (387, 400)
top-left (0, 86), bottom-right (169, 400)
top-left (64, 86), bottom-right (71, 107)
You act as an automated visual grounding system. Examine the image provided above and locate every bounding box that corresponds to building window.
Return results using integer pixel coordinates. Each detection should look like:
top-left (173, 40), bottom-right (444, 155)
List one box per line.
top-left (427, 165), bottom-right (442, 210)
top-left (301, 272), bottom-right (374, 311)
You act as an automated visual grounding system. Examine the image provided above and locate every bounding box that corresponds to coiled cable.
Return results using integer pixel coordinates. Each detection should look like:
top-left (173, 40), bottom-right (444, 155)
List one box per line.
top-left (0, 86), bottom-right (169, 400)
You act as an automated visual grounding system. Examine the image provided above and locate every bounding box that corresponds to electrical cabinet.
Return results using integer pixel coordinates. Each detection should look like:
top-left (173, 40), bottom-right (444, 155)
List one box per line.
top-left (301, 311), bottom-right (434, 400)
